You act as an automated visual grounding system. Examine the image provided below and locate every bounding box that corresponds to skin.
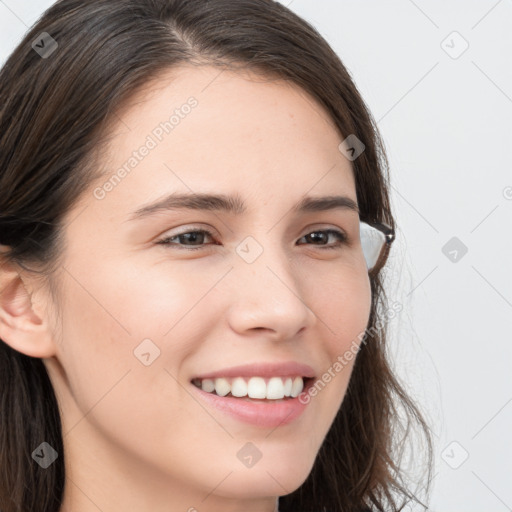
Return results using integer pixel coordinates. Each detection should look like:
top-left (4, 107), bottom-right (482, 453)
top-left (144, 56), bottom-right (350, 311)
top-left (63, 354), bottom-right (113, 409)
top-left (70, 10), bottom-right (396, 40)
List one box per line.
top-left (0, 65), bottom-right (372, 512)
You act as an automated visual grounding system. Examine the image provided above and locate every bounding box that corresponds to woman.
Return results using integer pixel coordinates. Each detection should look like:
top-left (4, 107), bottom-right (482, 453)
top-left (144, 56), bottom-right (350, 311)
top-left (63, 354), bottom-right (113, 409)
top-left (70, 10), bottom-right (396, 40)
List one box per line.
top-left (0, 0), bottom-right (434, 511)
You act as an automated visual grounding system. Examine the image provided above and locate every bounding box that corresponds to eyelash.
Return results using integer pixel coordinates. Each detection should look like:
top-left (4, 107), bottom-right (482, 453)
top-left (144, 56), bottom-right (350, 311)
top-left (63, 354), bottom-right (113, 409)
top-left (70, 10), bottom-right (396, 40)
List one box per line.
top-left (156, 228), bottom-right (348, 251)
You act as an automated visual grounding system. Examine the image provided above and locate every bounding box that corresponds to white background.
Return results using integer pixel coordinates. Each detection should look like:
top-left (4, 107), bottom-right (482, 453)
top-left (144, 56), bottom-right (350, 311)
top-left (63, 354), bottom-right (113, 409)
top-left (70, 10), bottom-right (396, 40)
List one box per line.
top-left (1, 1), bottom-right (511, 511)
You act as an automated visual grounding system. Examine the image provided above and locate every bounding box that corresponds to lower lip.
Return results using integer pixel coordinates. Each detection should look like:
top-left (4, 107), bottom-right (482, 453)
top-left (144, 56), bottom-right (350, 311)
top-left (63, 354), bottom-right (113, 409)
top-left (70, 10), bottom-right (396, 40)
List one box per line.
top-left (189, 380), bottom-right (312, 428)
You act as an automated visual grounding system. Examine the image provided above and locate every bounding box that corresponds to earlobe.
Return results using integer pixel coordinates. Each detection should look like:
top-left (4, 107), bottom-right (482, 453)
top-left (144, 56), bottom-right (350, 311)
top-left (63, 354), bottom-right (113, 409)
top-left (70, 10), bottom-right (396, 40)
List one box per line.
top-left (0, 262), bottom-right (56, 359)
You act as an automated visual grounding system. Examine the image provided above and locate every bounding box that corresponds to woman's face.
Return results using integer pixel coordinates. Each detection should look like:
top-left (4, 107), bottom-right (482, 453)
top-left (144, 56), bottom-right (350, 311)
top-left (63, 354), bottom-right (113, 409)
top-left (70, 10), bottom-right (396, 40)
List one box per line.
top-left (44, 65), bottom-right (372, 511)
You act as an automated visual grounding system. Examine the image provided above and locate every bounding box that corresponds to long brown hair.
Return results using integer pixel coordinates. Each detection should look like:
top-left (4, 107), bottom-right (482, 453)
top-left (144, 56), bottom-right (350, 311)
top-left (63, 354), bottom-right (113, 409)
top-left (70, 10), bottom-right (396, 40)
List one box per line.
top-left (0, 1), bottom-right (434, 510)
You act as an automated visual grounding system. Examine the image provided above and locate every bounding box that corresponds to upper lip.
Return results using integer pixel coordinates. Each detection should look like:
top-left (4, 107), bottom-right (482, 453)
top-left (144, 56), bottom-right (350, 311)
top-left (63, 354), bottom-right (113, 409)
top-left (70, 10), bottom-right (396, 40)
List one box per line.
top-left (191, 361), bottom-right (316, 381)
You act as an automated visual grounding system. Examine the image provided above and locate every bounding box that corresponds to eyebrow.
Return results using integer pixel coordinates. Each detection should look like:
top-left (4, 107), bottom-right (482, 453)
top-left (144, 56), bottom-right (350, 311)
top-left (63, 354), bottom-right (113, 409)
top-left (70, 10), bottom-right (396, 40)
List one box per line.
top-left (127, 192), bottom-right (360, 221)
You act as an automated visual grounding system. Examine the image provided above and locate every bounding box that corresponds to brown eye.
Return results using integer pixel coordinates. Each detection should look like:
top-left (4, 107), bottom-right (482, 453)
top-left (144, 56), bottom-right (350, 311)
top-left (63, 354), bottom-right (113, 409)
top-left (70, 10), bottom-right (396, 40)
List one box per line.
top-left (156, 229), bottom-right (216, 251)
top-left (297, 229), bottom-right (348, 249)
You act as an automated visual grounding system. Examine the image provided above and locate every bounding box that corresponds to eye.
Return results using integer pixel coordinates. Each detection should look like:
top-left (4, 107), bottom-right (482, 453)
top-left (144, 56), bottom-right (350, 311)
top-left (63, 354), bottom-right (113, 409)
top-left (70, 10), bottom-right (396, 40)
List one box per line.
top-left (298, 229), bottom-right (348, 250)
top-left (155, 227), bottom-right (349, 251)
top-left (156, 229), bottom-right (216, 251)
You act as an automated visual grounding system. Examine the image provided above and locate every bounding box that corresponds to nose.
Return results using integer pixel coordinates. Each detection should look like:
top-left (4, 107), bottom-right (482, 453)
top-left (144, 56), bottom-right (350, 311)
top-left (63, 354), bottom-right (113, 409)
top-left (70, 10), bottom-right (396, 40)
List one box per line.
top-left (225, 240), bottom-right (317, 340)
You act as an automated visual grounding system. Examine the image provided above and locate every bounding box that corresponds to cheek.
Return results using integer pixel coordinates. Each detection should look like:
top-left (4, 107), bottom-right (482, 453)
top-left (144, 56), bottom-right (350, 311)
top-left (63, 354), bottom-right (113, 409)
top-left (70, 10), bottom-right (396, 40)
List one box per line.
top-left (309, 262), bottom-right (372, 349)
top-left (53, 255), bottom-right (213, 414)
top-left (305, 264), bottom-right (371, 392)
top-left (100, 256), bottom-right (220, 337)
top-left (52, 261), bottom-right (195, 453)
top-left (51, 259), bottom-right (163, 411)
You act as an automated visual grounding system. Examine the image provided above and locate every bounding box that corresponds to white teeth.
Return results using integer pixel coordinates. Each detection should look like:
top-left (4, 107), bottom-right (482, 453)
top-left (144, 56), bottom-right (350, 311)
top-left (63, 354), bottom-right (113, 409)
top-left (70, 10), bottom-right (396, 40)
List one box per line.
top-left (247, 377), bottom-right (266, 399)
top-left (231, 377), bottom-right (248, 397)
top-left (201, 379), bottom-right (215, 393)
top-left (214, 378), bottom-right (230, 397)
top-left (283, 377), bottom-right (292, 397)
top-left (267, 377), bottom-right (285, 399)
top-left (194, 376), bottom-right (306, 400)
top-left (290, 376), bottom-right (304, 397)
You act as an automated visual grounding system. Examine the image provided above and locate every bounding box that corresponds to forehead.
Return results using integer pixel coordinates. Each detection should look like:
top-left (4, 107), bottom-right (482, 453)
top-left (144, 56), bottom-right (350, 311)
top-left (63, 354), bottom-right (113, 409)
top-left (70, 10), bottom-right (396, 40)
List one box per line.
top-left (82, 64), bottom-right (356, 220)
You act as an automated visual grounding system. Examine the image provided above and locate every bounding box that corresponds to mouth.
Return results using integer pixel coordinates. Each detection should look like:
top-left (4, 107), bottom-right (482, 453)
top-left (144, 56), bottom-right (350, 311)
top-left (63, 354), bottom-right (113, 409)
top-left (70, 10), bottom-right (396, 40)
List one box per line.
top-left (190, 376), bottom-right (315, 402)
top-left (188, 375), bottom-right (315, 428)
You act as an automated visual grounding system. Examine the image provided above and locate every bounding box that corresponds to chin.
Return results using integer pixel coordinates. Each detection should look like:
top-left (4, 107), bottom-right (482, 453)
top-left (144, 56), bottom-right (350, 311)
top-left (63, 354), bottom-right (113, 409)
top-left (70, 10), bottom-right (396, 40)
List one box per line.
top-left (217, 456), bottom-right (313, 498)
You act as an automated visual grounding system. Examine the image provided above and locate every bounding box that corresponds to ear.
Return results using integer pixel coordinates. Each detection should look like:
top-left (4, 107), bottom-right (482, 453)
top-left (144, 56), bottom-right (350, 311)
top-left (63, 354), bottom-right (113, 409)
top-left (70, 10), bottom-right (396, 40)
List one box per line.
top-left (0, 259), bottom-right (57, 358)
